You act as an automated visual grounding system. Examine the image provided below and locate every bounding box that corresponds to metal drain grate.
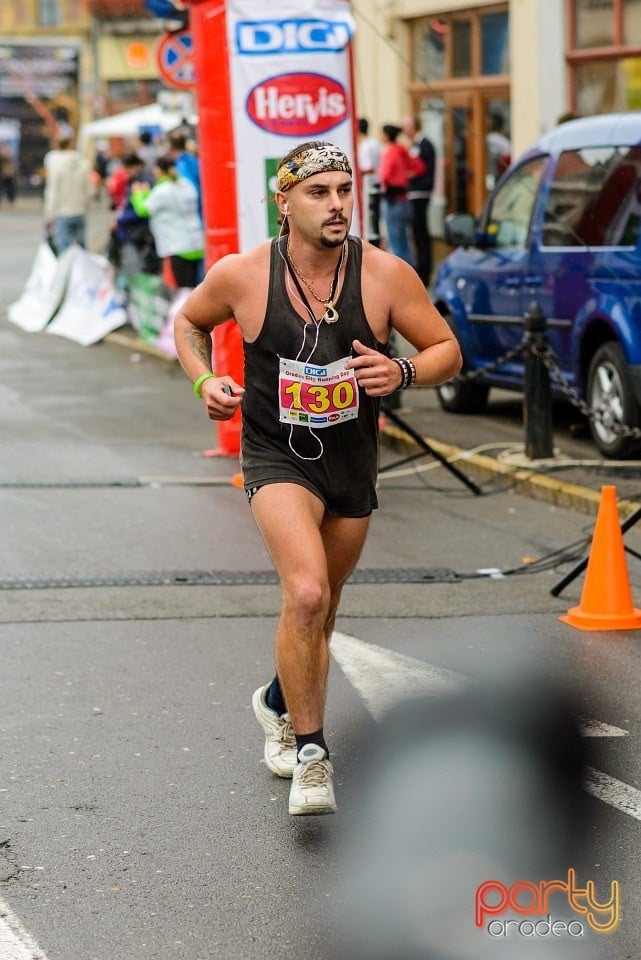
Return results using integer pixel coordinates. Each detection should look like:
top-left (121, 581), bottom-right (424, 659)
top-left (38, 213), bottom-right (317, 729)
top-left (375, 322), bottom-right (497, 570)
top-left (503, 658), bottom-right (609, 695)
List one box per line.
top-left (0, 478), bottom-right (143, 489)
top-left (0, 568), bottom-right (461, 590)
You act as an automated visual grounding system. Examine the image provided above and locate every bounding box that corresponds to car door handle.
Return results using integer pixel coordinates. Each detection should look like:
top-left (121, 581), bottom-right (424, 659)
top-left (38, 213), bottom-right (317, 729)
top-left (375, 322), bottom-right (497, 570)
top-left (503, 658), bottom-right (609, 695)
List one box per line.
top-left (501, 276), bottom-right (522, 288)
top-left (525, 275), bottom-right (543, 287)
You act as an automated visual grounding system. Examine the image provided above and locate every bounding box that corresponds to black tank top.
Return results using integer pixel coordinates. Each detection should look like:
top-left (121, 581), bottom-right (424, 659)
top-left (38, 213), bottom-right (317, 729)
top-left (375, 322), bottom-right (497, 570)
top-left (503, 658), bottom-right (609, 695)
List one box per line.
top-left (240, 235), bottom-right (385, 516)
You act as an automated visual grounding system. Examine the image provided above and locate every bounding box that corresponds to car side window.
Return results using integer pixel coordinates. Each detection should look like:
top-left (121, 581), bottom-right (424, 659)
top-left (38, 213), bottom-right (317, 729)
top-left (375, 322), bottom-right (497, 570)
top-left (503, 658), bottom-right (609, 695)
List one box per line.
top-left (542, 145), bottom-right (641, 247)
top-left (485, 157), bottom-right (546, 249)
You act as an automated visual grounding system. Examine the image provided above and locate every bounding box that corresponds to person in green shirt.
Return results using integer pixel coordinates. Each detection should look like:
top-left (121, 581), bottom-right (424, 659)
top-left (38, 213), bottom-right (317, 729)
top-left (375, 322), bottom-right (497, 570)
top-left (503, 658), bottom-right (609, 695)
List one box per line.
top-left (131, 156), bottom-right (204, 288)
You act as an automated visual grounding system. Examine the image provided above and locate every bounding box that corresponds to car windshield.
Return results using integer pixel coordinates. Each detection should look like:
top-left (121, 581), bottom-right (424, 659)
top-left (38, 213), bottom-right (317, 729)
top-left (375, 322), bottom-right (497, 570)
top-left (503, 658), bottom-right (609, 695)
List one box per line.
top-left (484, 157), bottom-right (546, 248)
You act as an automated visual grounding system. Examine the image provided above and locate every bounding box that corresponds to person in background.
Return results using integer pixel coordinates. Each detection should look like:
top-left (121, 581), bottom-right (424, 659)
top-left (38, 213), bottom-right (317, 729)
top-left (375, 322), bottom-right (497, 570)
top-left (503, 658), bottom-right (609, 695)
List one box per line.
top-left (0, 144), bottom-right (18, 206)
top-left (106, 157), bottom-right (128, 212)
top-left (111, 153), bottom-right (157, 278)
top-left (168, 130), bottom-right (201, 214)
top-left (172, 116), bottom-right (196, 143)
top-left (53, 108), bottom-right (74, 145)
top-left (401, 114), bottom-right (436, 286)
top-left (43, 136), bottom-right (91, 254)
top-left (137, 130), bottom-right (160, 175)
top-left (130, 155), bottom-right (204, 289)
top-left (92, 140), bottom-right (110, 202)
top-left (43, 136), bottom-right (66, 177)
top-left (379, 124), bottom-right (415, 265)
top-left (357, 117), bottom-right (382, 247)
top-left (486, 113), bottom-right (511, 189)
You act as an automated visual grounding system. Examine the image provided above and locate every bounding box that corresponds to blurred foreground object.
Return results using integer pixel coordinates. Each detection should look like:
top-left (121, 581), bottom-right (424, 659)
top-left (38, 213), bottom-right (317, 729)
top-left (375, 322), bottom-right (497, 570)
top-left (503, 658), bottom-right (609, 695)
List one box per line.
top-left (335, 665), bottom-right (597, 959)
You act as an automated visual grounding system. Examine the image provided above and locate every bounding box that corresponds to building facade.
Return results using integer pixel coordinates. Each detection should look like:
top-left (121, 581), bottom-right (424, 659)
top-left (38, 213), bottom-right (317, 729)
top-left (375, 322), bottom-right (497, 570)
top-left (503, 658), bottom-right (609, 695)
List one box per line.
top-left (3, 1), bottom-right (641, 208)
top-left (0, 0), bottom-right (168, 187)
top-left (352, 0), bottom-right (641, 229)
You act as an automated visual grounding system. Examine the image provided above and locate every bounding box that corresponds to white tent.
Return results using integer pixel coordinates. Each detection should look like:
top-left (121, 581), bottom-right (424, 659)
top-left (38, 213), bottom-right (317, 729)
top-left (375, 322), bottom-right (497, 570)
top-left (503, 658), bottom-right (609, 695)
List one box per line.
top-left (79, 102), bottom-right (196, 145)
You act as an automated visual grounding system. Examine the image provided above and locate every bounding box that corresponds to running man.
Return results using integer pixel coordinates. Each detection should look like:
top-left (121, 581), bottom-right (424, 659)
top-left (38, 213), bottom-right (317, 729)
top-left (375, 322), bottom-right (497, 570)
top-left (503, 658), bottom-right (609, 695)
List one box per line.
top-left (173, 141), bottom-right (461, 816)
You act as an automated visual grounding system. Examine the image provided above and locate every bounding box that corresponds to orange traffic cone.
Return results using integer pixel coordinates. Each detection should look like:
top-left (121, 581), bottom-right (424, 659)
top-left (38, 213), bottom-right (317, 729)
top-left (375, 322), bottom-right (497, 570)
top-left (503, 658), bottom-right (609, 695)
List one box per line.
top-left (560, 485), bottom-right (641, 631)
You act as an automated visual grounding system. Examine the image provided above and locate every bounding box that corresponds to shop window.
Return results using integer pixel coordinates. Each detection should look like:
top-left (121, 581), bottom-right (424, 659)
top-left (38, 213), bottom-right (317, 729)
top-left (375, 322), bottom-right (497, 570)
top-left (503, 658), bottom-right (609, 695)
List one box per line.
top-left (452, 20), bottom-right (472, 77)
top-left (569, 1), bottom-right (641, 116)
top-left (623, 0), bottom-right (641, 44)
top-left (107, 80), bottom-right (143, 103)
top-left (576, 56), bottom-right (641, 113)
top-left (481, 11), bottom-right (509, 75)
top-left (574, 0), bottom-right (614, 48)
top-left (106, 79), bottom-right (164, 110)
top-left (39, 0), bottom-right (60, 26)
top-left (413, 17), bottom-right (446, 83)
top-left (409, 7), bottom-right (508, 83)
top-left (542, 145), bottom-right (641, 247)
top-left (575, 60), bottom-right (618, 113)
top-left (148, 80), bottom-right (164, 98)
top-left (452, 105), bottom-right (471, 213)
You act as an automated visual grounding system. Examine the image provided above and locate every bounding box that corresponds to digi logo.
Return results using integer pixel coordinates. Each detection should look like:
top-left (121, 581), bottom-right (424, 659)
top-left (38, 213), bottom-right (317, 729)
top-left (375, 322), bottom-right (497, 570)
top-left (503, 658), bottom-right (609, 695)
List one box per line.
top-left (236, 18), bottom-right (352, 56)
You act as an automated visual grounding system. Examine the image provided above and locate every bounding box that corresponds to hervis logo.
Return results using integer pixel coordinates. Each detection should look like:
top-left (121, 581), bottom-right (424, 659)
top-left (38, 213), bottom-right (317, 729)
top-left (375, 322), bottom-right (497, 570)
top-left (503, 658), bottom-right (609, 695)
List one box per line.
top-left (236, 18), bottom-right (353, 56)
top-left (246, 72), bottom-right (347, 136)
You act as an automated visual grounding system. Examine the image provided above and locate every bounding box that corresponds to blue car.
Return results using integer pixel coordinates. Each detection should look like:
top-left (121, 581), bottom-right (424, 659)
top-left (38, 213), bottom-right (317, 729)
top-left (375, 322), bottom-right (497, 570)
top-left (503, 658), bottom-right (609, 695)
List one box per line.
top-left (431, 112), bottom-right (641, 458)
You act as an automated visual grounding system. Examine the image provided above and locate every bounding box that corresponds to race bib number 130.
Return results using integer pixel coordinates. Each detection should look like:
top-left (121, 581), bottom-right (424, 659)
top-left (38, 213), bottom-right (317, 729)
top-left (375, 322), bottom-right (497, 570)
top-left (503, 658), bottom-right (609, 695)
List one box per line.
top-left (279, 355), bottom-right (358, 428)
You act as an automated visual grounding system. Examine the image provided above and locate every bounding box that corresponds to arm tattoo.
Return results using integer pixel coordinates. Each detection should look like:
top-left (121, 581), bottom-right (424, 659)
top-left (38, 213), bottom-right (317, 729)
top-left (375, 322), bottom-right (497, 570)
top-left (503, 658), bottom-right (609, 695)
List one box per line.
top-left (187, 327), bottom-right (213, 367)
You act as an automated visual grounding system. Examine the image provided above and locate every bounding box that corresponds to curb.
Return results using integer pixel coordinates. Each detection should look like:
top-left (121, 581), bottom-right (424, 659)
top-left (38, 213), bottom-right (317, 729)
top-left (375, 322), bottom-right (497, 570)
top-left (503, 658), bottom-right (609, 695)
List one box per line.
top-left (381, 424), bottom-right (641, 520)
top-left (104, 329), bottom-right (178, 364)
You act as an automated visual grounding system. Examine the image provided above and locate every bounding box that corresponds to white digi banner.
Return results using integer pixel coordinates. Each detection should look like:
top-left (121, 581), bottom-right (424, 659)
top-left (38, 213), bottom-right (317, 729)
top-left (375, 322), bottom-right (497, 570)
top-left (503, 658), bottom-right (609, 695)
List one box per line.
top-left (226, 0), bottom-right (358, 251)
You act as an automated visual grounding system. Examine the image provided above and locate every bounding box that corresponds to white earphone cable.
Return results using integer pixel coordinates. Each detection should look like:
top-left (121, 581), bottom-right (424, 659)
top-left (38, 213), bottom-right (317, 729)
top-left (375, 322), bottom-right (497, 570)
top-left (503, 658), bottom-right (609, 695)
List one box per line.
top-left (277, 237), bottom-right (325, 461)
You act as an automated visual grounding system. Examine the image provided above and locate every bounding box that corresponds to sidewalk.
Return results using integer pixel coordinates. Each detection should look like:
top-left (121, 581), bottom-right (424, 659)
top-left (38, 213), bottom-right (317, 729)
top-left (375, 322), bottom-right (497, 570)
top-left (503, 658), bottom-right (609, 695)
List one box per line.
top-left (380, 385), bottom-right (641, 519)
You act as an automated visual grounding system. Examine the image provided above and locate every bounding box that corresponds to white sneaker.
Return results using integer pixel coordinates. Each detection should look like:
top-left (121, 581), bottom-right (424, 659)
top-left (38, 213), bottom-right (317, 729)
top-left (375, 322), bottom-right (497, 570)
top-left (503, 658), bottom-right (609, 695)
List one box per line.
top-left (289, 744), bottom-right (337, 816)
top-left (252, 684), bottom-right (297, 778)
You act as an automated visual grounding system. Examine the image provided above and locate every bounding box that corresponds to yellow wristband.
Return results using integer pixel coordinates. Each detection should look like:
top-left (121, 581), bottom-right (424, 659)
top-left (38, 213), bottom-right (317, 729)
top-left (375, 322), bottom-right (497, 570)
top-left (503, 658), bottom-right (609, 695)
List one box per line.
top-left (193, 372), bottom-right (216, 398)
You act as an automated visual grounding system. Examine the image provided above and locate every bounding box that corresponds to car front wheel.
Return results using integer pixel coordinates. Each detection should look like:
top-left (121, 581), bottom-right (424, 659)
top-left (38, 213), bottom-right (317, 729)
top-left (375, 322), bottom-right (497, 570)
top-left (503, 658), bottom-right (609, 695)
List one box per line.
top-left (587, 342), bottom-right (641, 458)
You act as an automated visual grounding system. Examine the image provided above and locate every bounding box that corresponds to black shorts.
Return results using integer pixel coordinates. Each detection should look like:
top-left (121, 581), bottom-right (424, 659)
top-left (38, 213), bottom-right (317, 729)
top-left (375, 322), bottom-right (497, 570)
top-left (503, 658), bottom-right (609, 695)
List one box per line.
top-left (243, 476), bottom-right (376, 519)
top-left (241, 420), bottom-right (379, 519)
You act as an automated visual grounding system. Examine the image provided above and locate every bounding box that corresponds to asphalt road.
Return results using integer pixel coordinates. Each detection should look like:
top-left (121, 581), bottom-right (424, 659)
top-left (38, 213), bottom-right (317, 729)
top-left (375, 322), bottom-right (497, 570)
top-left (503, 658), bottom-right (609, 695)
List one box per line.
top-left (0, 199), bottom-right (640, 960)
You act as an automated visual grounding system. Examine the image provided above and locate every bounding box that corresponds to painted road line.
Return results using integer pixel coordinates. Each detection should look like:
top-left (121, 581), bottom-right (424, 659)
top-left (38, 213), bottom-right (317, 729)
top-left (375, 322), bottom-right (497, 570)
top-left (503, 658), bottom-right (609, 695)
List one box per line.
top-left (331, 632), bottom-right (628, 736)
top-left (580, 719), bottom-right (628, 738)
top-left (585, 767), bottom-right (641, 822)
top-left (330, 630), bottom-right (460, 720)
top-left (0, 896), bottom-right (48, 960)
top-left (331, 631), bottom-right (639, 820)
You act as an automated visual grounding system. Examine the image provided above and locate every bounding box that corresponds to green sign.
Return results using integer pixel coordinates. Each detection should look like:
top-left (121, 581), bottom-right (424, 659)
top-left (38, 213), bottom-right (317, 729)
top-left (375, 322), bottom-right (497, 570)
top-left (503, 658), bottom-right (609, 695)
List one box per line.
top-left (128, 272), bottom-right (171, 344)
top-left (265, 157), bottom-right (281, 238)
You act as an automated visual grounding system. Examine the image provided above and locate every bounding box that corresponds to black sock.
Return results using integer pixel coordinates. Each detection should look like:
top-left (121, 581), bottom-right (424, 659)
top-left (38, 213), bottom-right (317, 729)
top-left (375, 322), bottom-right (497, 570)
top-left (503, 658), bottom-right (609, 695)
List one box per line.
top-left (265, 675), bottom-right (287, 716)
top-left (295, 729), bottom-right (329, 759)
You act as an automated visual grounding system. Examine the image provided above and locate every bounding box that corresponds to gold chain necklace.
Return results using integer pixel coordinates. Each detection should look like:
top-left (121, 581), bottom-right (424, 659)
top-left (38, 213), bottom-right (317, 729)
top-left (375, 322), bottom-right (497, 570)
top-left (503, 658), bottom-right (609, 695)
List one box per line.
top-left (285, 241), bottom-right (346, 323)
